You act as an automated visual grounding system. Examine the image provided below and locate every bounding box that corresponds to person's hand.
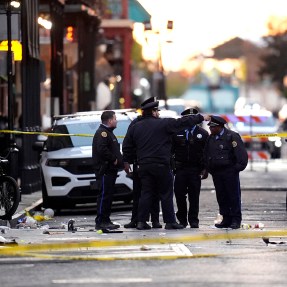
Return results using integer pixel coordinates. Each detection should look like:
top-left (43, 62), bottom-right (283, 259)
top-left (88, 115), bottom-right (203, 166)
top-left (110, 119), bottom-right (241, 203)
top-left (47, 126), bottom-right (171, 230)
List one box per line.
top-left (201, 169), bottom-right (208, 180)
top-left (203, 114), bottom-right (211, 121)
top-left (124, 162), bottom-right (131, 174)
top-left (113, 159), bottom-right (118, 166)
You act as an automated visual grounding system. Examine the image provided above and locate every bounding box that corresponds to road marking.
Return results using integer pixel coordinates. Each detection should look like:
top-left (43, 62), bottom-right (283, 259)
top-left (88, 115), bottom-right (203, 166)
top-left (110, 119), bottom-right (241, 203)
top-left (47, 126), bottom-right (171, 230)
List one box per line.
top-left (1, 230), bottom-right (287, 257)
top-left (26, 244), bottom-right (194, 260)
top-left (52, 277), bottom-right (152, 284)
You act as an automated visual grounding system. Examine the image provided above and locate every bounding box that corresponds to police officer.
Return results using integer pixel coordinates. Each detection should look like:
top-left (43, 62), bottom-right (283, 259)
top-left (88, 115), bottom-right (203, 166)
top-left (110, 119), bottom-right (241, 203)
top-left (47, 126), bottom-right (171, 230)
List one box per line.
top-left (171, 108), bottom-right (209, 228)
top-left (92, 110), bottom-right (124, 230)
top-left (123, 97), bottom-right (210, 230)
top-left (123, 98), bottom-right (161, 229)
top-left (204, 115), bottom-right (248, 229)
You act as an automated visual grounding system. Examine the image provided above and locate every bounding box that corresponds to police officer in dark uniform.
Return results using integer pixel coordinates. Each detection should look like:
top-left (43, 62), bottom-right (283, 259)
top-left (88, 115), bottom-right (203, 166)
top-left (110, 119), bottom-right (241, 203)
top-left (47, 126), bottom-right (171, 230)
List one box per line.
top-left (204, 115), bottom-right (248, 229)
top-left (171, 108), bottom-right (209, 228)
top-left (123, 97), bottom-right (210, 230)
top-left (123, 98), bottom-right (161, 229)
top-left (92, 110), bottom-right (124, 230)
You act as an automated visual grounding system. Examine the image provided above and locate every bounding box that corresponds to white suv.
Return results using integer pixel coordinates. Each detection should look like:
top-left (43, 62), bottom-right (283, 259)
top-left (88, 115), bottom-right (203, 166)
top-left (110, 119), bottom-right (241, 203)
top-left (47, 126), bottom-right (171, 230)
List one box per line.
top-left (37, 110), bottom-right (137, 210)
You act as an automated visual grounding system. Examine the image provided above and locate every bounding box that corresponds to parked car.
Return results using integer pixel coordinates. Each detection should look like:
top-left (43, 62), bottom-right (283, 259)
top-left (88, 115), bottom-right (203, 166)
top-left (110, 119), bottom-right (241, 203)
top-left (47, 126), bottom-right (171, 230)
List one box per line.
top-left (36, 109), bottom-right (138, 210)
top-left (229, 108), bottom-right (282, 159)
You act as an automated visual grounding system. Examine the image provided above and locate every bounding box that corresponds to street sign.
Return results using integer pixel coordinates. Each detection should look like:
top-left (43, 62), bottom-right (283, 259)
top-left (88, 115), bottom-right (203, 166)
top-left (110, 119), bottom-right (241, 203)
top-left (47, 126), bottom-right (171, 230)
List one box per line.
top-left (0, 40), bottom-right (21, 61)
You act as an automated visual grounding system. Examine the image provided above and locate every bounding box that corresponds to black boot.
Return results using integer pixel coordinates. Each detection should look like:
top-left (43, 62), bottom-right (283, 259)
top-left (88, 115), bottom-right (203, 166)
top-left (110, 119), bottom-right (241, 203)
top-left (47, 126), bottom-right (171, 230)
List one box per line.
top-left (152, 221), bottom-right (162, 228)
top-left (124, 221), bottom-right (137, 228)
top-left (215, 218), bottom-right (231, 228)
top-left (136, 222), bottom-right (152, 230)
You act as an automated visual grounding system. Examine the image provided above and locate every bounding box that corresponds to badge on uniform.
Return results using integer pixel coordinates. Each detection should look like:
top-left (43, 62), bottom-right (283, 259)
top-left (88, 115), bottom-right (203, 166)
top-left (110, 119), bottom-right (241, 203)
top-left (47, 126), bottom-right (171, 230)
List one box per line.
top-left (232, 141), bottom-right (237, 147)
top-left (197, 134), bottom-right (202, 139)
top-left (101, 131), bottom-right (107, 137)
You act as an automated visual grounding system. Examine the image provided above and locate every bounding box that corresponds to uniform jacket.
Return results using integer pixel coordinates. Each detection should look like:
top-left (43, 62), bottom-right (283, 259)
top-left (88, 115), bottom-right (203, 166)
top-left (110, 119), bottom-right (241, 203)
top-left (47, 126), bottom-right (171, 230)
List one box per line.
top-left (122, 115), bottom-right (142, 164)
top-left (171, 125), bottom-right (209, 170)
top-left (123, 114), bottom-right (204, 166)
top-left (92, 124), bottom-right (123, 172)
top-left (204, 127), bottom-right (248, 173)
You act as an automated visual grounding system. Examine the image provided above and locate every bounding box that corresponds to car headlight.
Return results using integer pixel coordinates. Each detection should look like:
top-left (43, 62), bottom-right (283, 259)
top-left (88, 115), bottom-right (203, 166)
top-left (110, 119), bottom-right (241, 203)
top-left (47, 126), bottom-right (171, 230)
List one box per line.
top-left (275, 139), bottom-right (282, 148)
top-left (268, 136), bottom-right (280, 142)
top-left (46, 159), bottom-right (70, 167)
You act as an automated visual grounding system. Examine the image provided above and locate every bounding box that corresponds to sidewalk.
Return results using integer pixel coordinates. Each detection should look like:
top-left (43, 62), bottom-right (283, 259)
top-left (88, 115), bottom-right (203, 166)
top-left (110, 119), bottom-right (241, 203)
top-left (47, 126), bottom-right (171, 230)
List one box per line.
top-left (3, 161), bottom-right (287, 226)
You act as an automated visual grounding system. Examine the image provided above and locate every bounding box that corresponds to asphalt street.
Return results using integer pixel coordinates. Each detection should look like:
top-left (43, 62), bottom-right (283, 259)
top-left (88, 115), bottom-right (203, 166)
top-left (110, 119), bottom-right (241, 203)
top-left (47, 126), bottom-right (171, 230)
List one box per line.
top-left (0, 159), bottom-right (286, 287)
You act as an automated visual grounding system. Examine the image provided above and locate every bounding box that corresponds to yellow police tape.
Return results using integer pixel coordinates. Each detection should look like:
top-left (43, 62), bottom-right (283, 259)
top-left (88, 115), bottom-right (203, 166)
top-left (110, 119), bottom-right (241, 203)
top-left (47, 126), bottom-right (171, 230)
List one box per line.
top-left (0, 229), bottom-right (286, 257)
top-left (0, 130), bottom-right (125, 138)
top-left (1, 129), bottom-right (287, 139)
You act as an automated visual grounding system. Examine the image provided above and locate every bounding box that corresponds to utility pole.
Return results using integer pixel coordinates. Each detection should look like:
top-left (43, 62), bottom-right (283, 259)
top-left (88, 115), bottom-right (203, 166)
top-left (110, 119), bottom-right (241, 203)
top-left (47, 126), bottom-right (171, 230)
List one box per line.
top-left (6, 0), bottom-right (18, 180)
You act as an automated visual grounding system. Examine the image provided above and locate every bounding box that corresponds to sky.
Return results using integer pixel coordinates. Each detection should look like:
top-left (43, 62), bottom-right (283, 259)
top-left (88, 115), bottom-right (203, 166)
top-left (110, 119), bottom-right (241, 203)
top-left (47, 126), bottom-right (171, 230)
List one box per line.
top-left (136, 0), bottom-right (287, 71)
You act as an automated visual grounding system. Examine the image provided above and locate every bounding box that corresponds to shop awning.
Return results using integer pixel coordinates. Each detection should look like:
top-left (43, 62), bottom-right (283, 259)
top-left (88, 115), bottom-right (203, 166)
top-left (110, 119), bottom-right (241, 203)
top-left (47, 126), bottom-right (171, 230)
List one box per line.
top-left (129, 0), bottom-right (151, 23)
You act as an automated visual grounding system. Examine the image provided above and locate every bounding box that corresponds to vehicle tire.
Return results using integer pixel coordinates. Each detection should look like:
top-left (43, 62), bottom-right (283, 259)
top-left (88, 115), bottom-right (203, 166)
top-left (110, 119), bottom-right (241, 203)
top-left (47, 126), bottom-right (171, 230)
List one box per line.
top-left (0, 175), bottom-right (20, 220)
top-left (41, 174), bottom-right (55, 209)
top-left (271, 147), bottom-right (281, 159)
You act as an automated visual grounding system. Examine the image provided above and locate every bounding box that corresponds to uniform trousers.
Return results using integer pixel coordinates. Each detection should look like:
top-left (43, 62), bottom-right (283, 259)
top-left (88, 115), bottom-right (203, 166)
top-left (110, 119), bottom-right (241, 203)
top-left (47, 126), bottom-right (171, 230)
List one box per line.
top-left (130, 166), bottom-right (160, 223)
top-left (174, 167), bottom-right (201, 225)
top-left (211, 167), bottom-right (242, 223)
top-left (137, 163), bottom-right (176, 223)
top-left (95, 170), bottom-right (117, 224)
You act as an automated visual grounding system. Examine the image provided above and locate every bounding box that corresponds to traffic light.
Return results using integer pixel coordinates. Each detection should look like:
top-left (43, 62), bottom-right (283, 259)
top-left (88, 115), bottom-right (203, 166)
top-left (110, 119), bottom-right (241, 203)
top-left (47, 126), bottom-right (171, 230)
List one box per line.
top-left (65, 26), bottom-right (76, 42)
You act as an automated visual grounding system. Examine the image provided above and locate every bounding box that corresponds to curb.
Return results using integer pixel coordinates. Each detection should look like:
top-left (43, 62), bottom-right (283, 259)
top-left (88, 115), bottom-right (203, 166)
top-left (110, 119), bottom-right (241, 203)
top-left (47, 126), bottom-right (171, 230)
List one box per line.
top-left (202, 187), bottom-right (287, 191)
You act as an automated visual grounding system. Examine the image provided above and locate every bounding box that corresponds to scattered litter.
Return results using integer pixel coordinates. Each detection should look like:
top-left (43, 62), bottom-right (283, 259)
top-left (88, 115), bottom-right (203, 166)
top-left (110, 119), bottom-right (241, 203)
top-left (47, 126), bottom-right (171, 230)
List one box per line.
top-left (0, 226), bottom-right (10, 234)
top-left (214, 214), bottom-right (223, 224)
top-left (32, 211), bottom-right (45, 221)
top-left (43, 230), bottom-right (65, 235)
top-left (262, 237), bottom-right (286, 245)
top-left (240, 222), bottom-right (264, 230)
top-left (23, 216), bottom-right (37, 228)
top-left (101, 229), bottom-right (123, 234)
top-left (68, 219), bottom-right (77, 232)
top-left (39, 224), bottom-right (50, 230)
top-left (241, 223), bottom-right (252, 230)
top-left (254, 222), bottom-right (264, 229)
top-left (140, 245), bottom-right (152, 251)
top-left (0, 236), bottom-right (18, 245)
top-left (61, 223), bottom-right (67, 229)
top-left (43, 208), bottom-right (54, 218)
top-left (0, 235), bottom-right (7, 243)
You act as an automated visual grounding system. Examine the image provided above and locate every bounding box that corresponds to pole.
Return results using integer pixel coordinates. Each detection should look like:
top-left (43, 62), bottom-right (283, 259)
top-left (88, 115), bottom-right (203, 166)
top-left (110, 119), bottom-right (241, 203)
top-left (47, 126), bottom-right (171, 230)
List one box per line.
top-left (157, 32), bottom-right (168, 109)
top-left (6, 1), bottom-right (18, 181)
top-left (7, 3), bottom-right (13, 133)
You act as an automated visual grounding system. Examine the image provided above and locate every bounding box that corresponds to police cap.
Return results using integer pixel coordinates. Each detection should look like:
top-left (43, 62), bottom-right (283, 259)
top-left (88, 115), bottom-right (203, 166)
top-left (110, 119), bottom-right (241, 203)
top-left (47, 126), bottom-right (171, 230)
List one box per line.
top-left (207, 115), bottom-right (227, 127)
top-left (181, 108), bottom-right (199, 117)
top-left (140, 97), bottom-right (159, 110)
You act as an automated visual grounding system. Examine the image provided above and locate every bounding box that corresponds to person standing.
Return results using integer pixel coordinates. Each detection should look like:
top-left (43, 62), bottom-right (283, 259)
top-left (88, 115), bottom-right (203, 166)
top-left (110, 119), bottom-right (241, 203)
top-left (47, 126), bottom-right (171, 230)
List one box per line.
top-left (123, 98), bottom-right (161, 229)
top-left (123, 97), bottom-right (210, 230)
top-left (204, 115), bottom-right (248, 229)
top-left (171, 108), bottom-right (209, 228)
top-left (92, 110), bottom-right (124, 230)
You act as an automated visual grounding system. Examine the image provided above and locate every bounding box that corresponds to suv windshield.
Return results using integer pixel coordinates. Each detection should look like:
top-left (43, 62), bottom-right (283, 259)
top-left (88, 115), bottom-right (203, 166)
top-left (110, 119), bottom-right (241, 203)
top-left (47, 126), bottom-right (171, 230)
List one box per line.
top-left (46, 119), bottom-right (131, 151)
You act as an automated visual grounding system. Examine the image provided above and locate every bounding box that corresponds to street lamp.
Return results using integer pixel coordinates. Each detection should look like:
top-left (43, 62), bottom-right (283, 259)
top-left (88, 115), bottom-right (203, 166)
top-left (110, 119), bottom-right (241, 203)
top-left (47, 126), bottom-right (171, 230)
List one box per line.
top-left (144, 20), bottom-right (173, 107)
